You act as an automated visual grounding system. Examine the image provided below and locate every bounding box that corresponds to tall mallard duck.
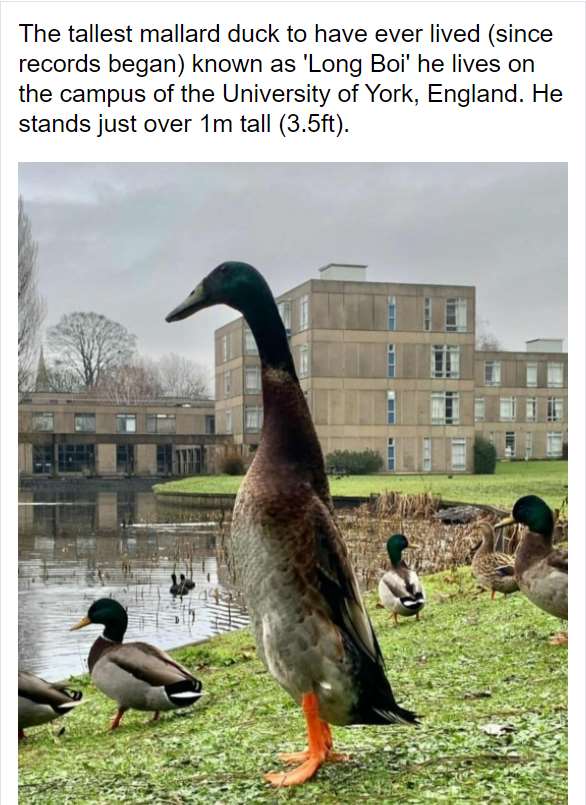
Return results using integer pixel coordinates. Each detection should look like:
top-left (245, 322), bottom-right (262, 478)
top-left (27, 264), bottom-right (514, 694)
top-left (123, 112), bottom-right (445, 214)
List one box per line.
top-left (471, 521), bottom-right (518, 599)
top-left (70, 598), bottom-right (203, 728)
top-left (167, 262), bottom-right (418, 787)
top-left (496, 495), bottom-right (567, 644)
top-left (378, 534), bottom-right (425, 624)
top-left (18, 671), bottom-right (83, 740)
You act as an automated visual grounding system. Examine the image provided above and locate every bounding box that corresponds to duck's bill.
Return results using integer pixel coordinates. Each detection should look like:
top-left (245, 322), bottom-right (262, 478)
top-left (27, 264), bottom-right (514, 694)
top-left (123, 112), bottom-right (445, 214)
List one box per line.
top-left (166, 282), bottom-right (209, 322)
top-left (69, 617), bottom-right (91, 631)
top-left (494, 516), bottom-right (515, 529)
top-left (408, 543), bottom-right (422, 550)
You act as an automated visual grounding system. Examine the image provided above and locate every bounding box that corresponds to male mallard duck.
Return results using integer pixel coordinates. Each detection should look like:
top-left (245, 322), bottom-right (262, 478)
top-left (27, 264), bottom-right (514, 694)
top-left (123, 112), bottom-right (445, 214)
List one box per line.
top-left (70, 598), bottom-right (203, 728)
top-left (378, 534), bottom-right (425, 624)
top-left (18, 671), bottom-right (83, 740)
top-left (496, 495), bottom-right (567, 644)
top-left (167, 262), bottom-right (418, 787)
top-left (180, 573), bottom-right (195, 590)
top-left (471, 521), bottom-right (518, 599)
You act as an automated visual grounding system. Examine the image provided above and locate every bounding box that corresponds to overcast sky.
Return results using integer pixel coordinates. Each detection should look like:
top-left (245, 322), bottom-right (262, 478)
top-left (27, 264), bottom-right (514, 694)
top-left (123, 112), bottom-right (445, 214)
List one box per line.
top-left (19, 162), bottom-right (567, 386)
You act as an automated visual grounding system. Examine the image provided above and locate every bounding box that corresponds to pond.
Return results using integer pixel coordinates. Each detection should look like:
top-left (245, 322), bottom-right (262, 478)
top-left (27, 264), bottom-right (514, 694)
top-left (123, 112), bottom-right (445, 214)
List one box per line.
top-left (18, 482), bottom-right (248, 680)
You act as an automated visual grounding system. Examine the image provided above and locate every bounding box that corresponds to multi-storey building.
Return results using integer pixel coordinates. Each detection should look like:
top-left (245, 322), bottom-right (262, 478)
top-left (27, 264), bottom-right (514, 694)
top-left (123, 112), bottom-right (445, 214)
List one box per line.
top-left (214, 264), bottom-right (567, 473)
top-left (18, 391), bottom-right (229, 478)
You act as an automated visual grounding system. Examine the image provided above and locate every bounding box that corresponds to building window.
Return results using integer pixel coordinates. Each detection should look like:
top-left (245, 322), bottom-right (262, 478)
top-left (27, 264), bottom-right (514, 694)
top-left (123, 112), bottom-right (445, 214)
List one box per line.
top-left (445, 298), bottom-right (467, 332)
top-left (157, 444), bottom-right (173, 474)
top-left (299, 295), bottom-right (309, 330)
top-left (225, 410), bottom-right (232, 434)
top-left (424, 297), bottom-right (432, 331)
top-left (57, 444), bottom-right (95, 473)
top-left (547, 362), bottom-right (564, 388)
top-left (451, 438), bottom-right (466, 471)
top-left (474, 398), bottom-right (485, 422)
top-left (526, 397), bottom-right (537, 422)
top-left (32, 445), bottom-right (53, 474)
top-left (116, 414), bottom-right (136, 433)
top-left (387, 344), bottom-right (396, 378)
top-left (422, 437), bottom-right (432, 472)
top-left (431, 392), bottom-right (460, 425)
top-left (245, 406), bottom-right (263, 432)
top-left (205, 415), bottom-right (215, 434)
top-left (526, 362), bottom-right (538, 387)
top-left (116, 444), bottom-right (134, 474)
top-left (547, 397), bottom-right (563, 422)
top-left (387, 391), bottom-right (396, 424)
top-left (245, 366), bottom-right (261, 392)
top-left (525, 432), bottom-right (533, 459)
top-left (505, 432), bottom-right (516, 458)
top-left (146, 414), bottom-right (176, 434)
top-left (244, 327), bottom-right (258, 355)
top-left (74, 413), bottom-right (96, 433)
top-left (485, 361), bottom-right (501, 386)
top-left (499, 397), bottom-right (517, 422)
top-left (224, 371), bottom-right (231, 397)
top-left (278, 300), bottom-right (292, 335)
top-left (299, 345), bottom-right (309, 378)
top-left (431, 345), bottom-right (460, 378)
top-left (32, 412), bottom-right (54, 432)
top-left (547, 432), bottom-right (563, 458)
top-left (387, 296), bottom-right (396, 331)
top-left (222, 334), bottom-right (231, 362)
top-left (387, 438), bottom-right (395, 471)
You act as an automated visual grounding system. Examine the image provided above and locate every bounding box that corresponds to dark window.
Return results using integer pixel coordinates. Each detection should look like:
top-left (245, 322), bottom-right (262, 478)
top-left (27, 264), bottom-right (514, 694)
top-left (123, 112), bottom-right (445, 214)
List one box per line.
top-left (57, 444), bottom-right (95, 473)
top-left (33, 445), bottom-right (53, 474)
top-left (205, 415), bottom-right (215, 434)
top-left (157, 444), bottom-right (173, 474)
top-left (116, 444), bottom-right (134, 474)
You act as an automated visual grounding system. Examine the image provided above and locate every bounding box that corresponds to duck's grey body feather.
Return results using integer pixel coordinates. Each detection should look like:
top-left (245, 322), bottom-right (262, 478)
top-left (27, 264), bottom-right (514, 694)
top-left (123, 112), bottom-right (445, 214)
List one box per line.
top-left (378, 566), bottom-right (425, 617)
top-left (517, 551), bottom-right (568, 619)
top-left (18, 671), bottom-right (82, 729)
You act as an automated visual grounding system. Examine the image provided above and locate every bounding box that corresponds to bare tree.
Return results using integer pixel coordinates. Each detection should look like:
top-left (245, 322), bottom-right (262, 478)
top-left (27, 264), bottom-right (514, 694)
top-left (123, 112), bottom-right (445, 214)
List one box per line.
top-left (476, 318), bottom-right (502, 351)
top-left (45, 362), bottom-right (84, 393)
top-left (47, 312), bottom-right (137, 388)
top-left (157, 353), bottom-right (209, 398)
top-left (97, 357), bottom-right (162, 404)
top-left (18, 197), bottom-right (46, 390)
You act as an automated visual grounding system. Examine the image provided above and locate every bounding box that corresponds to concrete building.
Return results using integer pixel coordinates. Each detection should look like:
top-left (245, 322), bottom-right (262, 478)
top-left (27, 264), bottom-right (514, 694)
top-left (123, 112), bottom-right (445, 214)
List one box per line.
top-left (18, 391), bottom-right (230, 478)
top-left (214, 265), bottom-right (567, 473)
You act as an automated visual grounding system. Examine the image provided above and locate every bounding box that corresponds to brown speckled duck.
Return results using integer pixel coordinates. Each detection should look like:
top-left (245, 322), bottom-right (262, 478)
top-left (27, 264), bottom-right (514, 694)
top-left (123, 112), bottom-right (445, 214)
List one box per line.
top-left (471, 521), bottom-right (518, 599)
top-left (167, 262), bottom-right (418, 787)
top-left (496, 495), bottom-right (568, 644)
top-left (70, 598), bottom-right (202, 728)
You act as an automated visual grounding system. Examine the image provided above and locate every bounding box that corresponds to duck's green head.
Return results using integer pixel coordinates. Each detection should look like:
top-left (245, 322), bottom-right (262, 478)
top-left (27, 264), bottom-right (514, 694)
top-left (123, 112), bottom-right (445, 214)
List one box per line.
top-left (166, 262), bottom-right (269, 322)
top-left (496, 495), bottom-right (554, 537)
top-left (70, 598), bottom-right (128, 642)
top-left (386, 533), bottom-right (410, 565)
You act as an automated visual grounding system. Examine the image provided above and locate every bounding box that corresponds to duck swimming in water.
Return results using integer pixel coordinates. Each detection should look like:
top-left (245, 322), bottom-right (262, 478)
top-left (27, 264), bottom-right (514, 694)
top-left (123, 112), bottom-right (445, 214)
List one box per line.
top-left (167, 262), bottom-right (418, 786)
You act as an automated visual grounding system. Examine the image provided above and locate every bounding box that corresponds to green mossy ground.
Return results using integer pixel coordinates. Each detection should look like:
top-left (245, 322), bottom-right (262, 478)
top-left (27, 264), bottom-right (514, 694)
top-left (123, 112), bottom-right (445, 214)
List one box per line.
top-left (154, 460), bottom-right (568, 511)
top-left (19, 569), bottom-right (567, 804)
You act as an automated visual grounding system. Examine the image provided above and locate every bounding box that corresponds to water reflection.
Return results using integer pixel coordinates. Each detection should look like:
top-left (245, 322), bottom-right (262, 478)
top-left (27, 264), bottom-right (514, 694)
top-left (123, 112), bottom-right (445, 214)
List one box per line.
top-left (18, 484), bottom-right (248, 679)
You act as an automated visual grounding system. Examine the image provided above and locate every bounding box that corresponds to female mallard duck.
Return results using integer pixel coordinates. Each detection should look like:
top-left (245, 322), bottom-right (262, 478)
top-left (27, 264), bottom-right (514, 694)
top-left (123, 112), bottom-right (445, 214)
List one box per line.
top-left (471, 521), bottom-right (518, 599)
top-left (378, 534), bottom-right (425, 624)
top-left (496, 495), bottom-right (567, 644)
top-left (167, 262), bottom-right (417, 787)
top-left (18, 671), bottom-right (83, 740)
top-left (70, 598), bottom-right (203, 728)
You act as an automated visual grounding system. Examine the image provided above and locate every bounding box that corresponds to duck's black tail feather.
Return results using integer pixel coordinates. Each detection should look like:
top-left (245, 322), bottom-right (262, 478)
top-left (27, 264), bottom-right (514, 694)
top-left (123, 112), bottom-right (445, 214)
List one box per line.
top-left (165, 678), bottom-right (203, 708)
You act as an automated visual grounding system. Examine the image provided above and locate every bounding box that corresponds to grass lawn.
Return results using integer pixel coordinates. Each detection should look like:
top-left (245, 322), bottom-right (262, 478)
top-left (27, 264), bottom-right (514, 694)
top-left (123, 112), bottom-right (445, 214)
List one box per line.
top-left (154, 460), bottom-right (568, 510)
top-left (19, 569), bottom-right (567, 804)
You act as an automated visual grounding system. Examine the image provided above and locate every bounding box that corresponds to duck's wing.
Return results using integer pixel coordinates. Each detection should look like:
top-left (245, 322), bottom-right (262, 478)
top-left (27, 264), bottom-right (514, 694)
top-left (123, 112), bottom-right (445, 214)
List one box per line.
top-left (311, 498), bottom-right (418, 725)
top-left (106, 642), bottom-right (199, 688)
top-left (546, 549), bottom-right (568, 574)
top-left (18, 672), bottom-right (82, 708)
top-left (380, 570), bottom-right (411, 600)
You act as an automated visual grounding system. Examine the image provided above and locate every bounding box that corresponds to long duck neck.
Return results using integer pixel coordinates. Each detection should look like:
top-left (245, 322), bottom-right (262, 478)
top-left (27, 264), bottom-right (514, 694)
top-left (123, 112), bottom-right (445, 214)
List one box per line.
top-left (88, 619), bottom-right (126, 672)
top-left (241, 291), bottom-right (330, 507)
top-left (516, 528), bottom-right (553, 572)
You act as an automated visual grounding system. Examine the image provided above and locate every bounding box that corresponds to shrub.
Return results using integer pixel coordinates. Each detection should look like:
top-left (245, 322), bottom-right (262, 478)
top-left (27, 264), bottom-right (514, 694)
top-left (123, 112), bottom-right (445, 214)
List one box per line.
top-left (325, 449), bottom-right (383, 475)
top-left (219, 450), bottom-right (245, 475)
top-left (474, 437), bottom-right (496, 474)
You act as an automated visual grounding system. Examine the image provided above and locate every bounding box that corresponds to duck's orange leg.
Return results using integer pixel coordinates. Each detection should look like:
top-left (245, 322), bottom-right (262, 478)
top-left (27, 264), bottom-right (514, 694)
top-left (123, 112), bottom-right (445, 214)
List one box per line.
top-left (266, 693), bottom-right (337, 787)
top-left (109, 707), bottom-right (127, 731)
top-left (278, 720), bottom-right (350, 765)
